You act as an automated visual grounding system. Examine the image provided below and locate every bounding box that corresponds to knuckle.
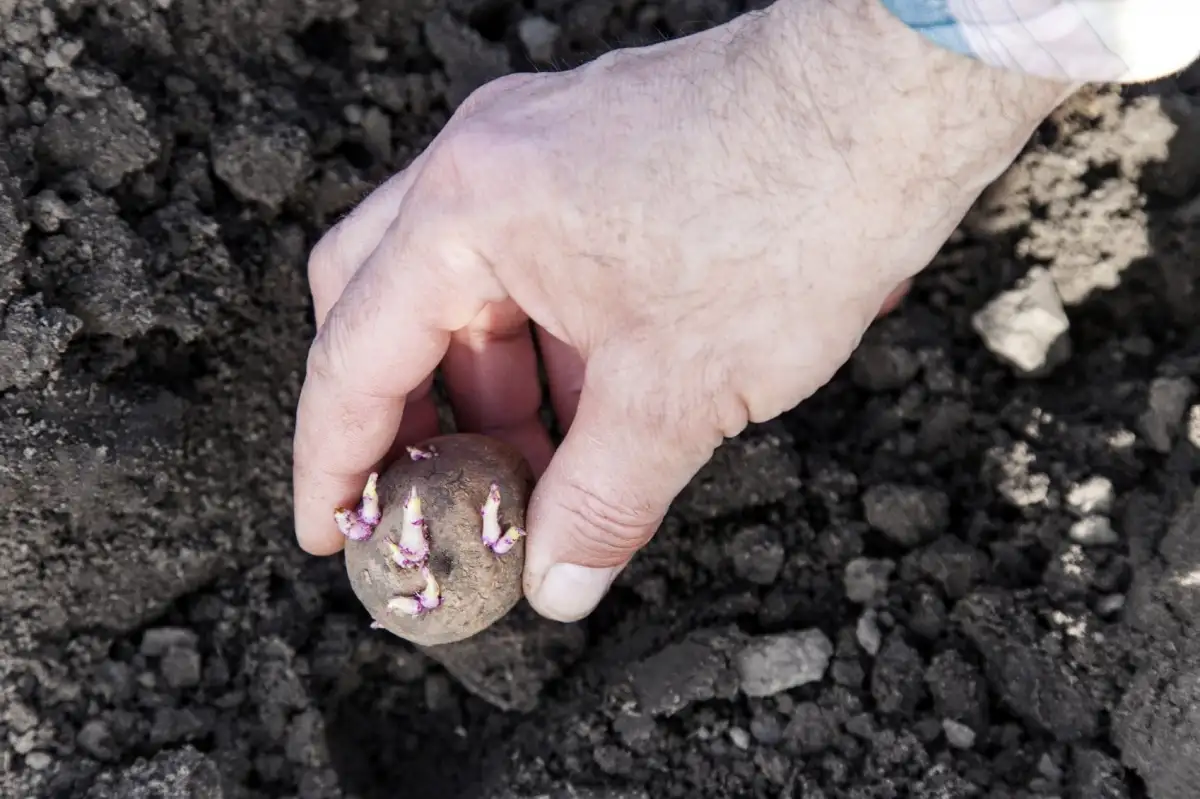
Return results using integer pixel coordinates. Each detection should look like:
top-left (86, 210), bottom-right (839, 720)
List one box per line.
top-left (710, 390), bottom-right (753, 439)
top-left (304, 313), bottom-right (348, 387)
top-left (455, 72), bottom-right (537, 115)
top-left (306, 232), bottom-right (339, 290)
top-left (415, 133), bottom-right (484, 207)
top-left (306, 222), bottom-right (362, 304)
top-left (558, 478), bottom-right (658, 555)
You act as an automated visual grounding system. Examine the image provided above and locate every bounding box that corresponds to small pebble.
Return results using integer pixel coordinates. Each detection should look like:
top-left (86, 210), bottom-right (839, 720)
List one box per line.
top-left (5, 701), bottom-right (38, 733)
top-left (161, 647), bottom-right (202, 689)
top-left (1066, 476), bottom-right (1115, 516)
top-left (140, 627), bottom-right (199, 657)
top-left (11, 730), bottom-right (36, 754)
top-left (728, 727), bottom-right (751, 750)
top-left (1068, 515), bottom-right (1120, 546)
top-left (856, 610), bottom-right (882, 656)
top-left (360, 106), bottom-right (392, 160)
top-left (29, 190), bottom-right (70, 233)
top-left (843, 558), bottom-right (894, 605)
top-left (831, 658), bottom-right (865, 688)
top-left (749, 713), bottom-right (783, 745)
top-left (1097, 594), bottom-right (1126, 616)
top-left (862, 483), bottom-right (949, 548)
top-left (25, 752), bottom-right (52, 770)
top-left (1188, 405), bottom-right (1200, 449)
top-left (1138, 376), bottom-right (1196, 453)
top-left (727, 525), bottom-right (786, 586)
top-left (1038, 752), bottom-right (1063, 782)
top-left (77, 719), bottom-right (117, 760)
top-left (517, 16), bottom-right (561, 62)
top-left (850, 342), bottom-right (920, 392)
top-left (164, 74), bottom-right (196, 94)
top-left (612, 712), bottom-right (656, 747)
top-left (942, 718), bottom-right (976, 749)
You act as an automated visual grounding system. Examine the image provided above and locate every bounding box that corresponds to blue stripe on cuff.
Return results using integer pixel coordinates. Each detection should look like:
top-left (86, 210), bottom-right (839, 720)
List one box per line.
top-left (877, 0), bottom-right (977, 60)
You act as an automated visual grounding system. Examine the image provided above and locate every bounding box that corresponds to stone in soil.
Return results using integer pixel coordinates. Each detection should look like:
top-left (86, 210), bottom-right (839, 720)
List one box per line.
top-left (862, 483), bottom-right (950, 548)
top-left (1066, 476), bottom-right (1116, 516)
top-left (38, 81), bottom-right (162, 191)
top-left (1138, 376), bottom-right (1196, 453)
top-left (734, 629), bottom-right (833, 697)
top-left (1068, 515), bottom-right (1120, 546)
top-left (211, 117), bottom-right (313, 212)
top-left (850, 338), bottom-right (920, 392)
top-left (843, 557), bottom-right (894, 605)
top-left (627, 628), bottom-right (742, 716)
top-left (856, 609), bottom-right (882, 655)
top-left (726, 524), bottom-right (786, 585)
top-left (941, 719), bottom-right (976, 749)
top-left (971, 266), bottom-right (1071, 376)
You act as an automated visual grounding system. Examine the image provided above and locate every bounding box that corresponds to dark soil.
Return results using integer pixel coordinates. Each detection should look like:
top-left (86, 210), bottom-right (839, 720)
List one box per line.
top-left (3, 1), bottom-right (1200, 797)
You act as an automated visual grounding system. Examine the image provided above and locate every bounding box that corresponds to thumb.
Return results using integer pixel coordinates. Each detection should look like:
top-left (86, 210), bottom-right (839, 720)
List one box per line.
top-left (523, 358), bottom-right (726, 622)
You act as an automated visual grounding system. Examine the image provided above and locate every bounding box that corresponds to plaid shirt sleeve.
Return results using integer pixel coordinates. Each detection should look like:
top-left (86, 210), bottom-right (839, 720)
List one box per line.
top-left (878, 0), bottom-right (1200, 83)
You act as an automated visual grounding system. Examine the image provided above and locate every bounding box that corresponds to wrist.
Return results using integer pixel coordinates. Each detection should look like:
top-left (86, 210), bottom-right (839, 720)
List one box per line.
top-left (761, 0), bottom-right (1074, 195)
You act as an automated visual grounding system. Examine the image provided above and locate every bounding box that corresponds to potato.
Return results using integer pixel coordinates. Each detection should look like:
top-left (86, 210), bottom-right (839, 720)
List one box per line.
top-left (340, 433), bottom-right (535, 646)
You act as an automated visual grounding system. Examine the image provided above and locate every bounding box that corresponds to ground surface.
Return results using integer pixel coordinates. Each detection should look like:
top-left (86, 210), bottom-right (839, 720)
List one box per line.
top-left (3, 1), bottom-right (1200, 798)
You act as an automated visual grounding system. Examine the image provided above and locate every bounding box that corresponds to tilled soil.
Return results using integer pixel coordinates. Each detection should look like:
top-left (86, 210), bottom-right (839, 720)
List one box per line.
top-left (3, 1), bottom-right (1200, 798)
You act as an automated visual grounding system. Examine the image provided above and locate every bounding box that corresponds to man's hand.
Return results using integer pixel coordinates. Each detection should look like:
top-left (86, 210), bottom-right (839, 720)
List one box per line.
top-left (292, 0), bottom-right (1070, 622)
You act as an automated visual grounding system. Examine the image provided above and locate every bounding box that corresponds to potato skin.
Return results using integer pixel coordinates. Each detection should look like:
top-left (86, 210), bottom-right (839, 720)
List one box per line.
top-left (344, 434), bottom-right (534, 646)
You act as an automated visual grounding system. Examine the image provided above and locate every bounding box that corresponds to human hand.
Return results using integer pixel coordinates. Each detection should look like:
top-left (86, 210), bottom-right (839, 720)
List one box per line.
top-left (292, 0), bottom-right (1071, 622)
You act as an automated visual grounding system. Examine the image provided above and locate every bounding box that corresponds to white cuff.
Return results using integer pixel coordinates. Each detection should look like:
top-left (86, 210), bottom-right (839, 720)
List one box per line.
top-left (880, 0), bottom-right (1200, 83)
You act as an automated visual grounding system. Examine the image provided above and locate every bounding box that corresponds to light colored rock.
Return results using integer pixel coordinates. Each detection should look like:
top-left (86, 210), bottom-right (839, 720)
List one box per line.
top-left (942, 718), bottom-right (976, 749)
top-left (1096, 594), bottom-right (1126, 616)
top-left (1068, 515), bottom-right (1120, 546)
top-left (1066, 476), bottom-right (1114, 516)
top-left (844, 558), bottom-right (894, 605)
top-left (971, 267), bottom-right (1071, 376)
top-left (517, 16), bottom-right (561, 63)
top-left (735, 630), bottom-right (833, 697)
top-left (856, 610), bottom-right (882, 656)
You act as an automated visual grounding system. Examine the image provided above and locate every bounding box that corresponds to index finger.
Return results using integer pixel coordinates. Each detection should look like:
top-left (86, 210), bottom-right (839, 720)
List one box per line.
top-left (291, 211), bottom-right (495, 555)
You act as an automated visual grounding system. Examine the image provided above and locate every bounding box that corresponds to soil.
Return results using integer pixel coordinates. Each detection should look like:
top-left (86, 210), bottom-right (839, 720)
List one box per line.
top-left (3, 0), bottom-right (1200, 797)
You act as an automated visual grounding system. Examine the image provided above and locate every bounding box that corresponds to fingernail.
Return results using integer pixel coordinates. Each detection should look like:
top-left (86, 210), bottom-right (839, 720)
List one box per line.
top-left (532, 563), bottom-right (619, 622)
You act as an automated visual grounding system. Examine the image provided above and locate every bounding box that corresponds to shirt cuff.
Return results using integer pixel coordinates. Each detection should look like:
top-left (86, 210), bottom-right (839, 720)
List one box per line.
top-left (877, 0), bottom-right (1200, 83)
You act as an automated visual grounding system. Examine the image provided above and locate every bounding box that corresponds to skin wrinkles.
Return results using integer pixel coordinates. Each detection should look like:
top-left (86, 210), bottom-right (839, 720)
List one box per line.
top-left (291, 0), bottom-right (1088, 619)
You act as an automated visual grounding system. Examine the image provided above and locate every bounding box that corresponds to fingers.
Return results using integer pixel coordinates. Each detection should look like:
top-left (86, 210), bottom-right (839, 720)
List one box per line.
top-left (536, 326), bottom-right (585, 433)
top-left (876, 278), bottom-right (912, 318)
top-left (441, 301), bottom-right (555, 475)
top-left (293, 211), bottom-right (494, 555)
top-left (522, 351), bottom-right (723, 622)
top-left (382, 374), bottom-right (442, 463)
top-left (307, 152), bottom-right (429, 330)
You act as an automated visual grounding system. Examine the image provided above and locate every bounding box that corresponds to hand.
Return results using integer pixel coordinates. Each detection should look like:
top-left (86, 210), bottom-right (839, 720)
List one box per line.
top-left (292, 0), bottom-right (1070, 621)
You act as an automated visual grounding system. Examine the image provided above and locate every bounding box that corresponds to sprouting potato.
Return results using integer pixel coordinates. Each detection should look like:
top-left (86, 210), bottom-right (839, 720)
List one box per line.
top-left (334, 433), bottom-right (535, 646)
